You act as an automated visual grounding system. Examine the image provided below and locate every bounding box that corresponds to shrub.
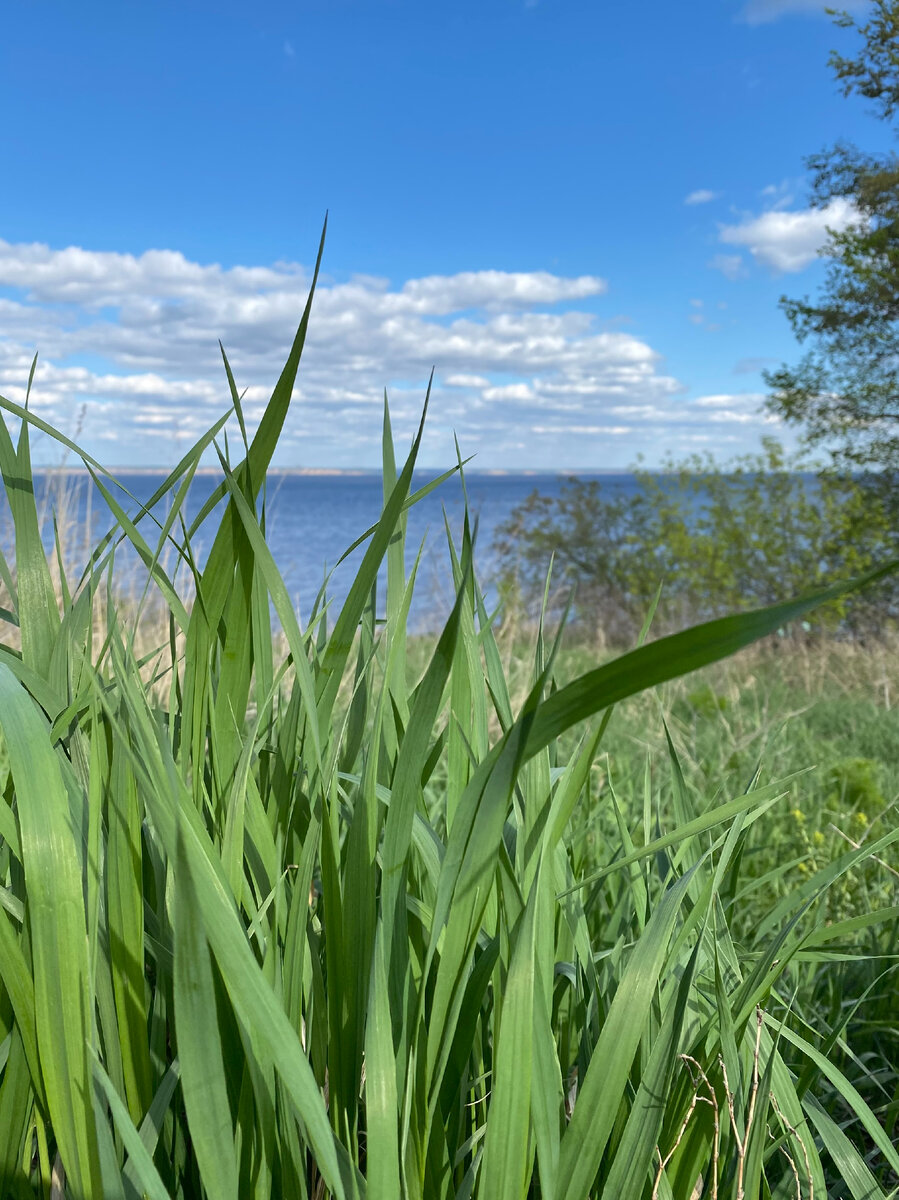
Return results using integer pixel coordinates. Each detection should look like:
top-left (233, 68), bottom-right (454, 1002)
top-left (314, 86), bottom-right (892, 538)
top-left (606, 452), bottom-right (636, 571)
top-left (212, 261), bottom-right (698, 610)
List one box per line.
top-left (826, 755), bottom-right (887, 811)
top-left (494, 438), bottom-right (898, 644)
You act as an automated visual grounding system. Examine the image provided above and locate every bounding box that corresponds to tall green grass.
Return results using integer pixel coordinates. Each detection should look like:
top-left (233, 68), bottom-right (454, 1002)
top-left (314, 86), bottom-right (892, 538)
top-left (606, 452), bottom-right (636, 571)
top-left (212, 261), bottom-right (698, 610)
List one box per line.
top-left (0, 232), bottom-right (896, 1198)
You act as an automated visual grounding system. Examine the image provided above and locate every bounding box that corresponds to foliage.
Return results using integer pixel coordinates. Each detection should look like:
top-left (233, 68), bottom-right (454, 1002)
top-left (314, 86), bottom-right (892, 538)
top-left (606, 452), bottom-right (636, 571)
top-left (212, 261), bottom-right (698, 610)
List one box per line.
top-left (827, 755), bottom-right (887, 811)
top-left (578, 645), bottom-right (899, 1168)
top-left (494, 437), bottom-right (896, 644)
top-left (765, 0), bottom-right (899, 474)
top-left (0, 245), bottom-right (897, 1198)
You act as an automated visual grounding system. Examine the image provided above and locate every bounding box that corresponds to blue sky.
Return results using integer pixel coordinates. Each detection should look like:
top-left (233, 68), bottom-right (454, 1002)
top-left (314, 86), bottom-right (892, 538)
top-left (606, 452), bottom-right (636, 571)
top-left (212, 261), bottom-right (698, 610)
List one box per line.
top-left (0, 0), bottom-right (886, 469)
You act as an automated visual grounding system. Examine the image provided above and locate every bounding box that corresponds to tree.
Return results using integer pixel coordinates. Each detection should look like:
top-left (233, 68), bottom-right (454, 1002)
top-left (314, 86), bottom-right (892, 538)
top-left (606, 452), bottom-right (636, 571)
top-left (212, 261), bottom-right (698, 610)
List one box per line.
top-left (497, 9), bottom-right (899, 645)
top-left (493, 439), bottom-right (896, 645)
top-left (765, 1), bottom-right (899, 473)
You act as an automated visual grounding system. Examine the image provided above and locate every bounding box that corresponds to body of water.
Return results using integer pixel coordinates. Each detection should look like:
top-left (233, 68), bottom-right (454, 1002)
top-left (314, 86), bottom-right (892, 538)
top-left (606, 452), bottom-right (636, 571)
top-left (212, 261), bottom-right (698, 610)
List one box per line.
top-left (21, 471), bottom-right (644, 631)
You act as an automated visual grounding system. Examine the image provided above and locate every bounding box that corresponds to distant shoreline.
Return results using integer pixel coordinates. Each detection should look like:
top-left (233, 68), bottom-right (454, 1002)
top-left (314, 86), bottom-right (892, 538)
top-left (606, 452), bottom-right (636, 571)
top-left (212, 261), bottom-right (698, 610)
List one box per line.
top-left (28, 466), bottom-right (645, 477)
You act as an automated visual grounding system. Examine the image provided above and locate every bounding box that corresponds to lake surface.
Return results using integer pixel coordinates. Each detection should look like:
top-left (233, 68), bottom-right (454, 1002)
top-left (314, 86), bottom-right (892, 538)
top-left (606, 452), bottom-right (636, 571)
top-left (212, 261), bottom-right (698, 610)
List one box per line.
top-left (19, 471), bottom-right (644, 631)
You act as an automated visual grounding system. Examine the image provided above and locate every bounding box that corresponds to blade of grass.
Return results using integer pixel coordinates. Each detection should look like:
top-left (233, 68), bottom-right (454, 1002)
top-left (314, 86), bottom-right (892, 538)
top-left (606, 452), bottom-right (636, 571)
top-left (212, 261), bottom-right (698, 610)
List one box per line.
top-left (0, 665), bottom-right (102, 1198)
top-left (555, 865), bottom-right (699, 1200)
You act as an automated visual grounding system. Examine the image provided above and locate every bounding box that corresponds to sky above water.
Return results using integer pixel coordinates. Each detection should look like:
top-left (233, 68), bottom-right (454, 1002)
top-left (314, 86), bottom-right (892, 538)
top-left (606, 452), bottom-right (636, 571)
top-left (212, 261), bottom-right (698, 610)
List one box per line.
top-left (0, 0), bottom-right (886, 469)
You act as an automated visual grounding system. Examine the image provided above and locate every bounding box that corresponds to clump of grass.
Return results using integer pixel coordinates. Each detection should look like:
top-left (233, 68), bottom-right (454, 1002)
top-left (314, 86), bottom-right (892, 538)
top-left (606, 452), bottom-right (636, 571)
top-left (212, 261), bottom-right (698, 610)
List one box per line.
top-left (0, 229), bottom-right (897, 1199)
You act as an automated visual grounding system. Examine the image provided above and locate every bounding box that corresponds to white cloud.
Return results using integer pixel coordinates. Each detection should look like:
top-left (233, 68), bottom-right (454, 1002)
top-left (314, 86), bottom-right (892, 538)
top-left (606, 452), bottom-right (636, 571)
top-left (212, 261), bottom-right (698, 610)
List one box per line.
top-left (685, 189), bottom-right (720, 206)
top-left (719, 197), bottom-right (859, 272)
top-left (396, 270), bottom-right (606, 311)
top-left (531, 424), bottom-right (632, 436)
top-left (759, 180), bottom-right (796, 208)
top-left (689, 392), bottom-right (780, 427)
top-left (482, 383), bottom-right (536, 403)
top-left (0, 236), bottom-right (783, 467)
top-left (693, 392), bottom-right (766, 408)
top-left (739, 0), bottom-right (866, 23)
top-left (444, 373), bottom-right (490, 388)
top-left (707, 410), bottom-right (756, 423)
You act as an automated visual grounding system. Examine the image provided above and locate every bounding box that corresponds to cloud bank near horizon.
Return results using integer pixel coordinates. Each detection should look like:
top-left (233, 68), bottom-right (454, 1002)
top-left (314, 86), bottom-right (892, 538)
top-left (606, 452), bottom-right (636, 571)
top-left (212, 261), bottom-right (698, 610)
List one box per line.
top-left (0, 237), bottom-right (777, 469)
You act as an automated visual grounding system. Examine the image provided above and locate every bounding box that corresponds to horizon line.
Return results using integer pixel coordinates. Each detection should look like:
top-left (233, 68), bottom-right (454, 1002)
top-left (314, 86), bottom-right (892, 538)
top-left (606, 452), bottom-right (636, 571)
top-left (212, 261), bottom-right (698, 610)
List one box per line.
top-left (28, 465), bottom-right (647, 477)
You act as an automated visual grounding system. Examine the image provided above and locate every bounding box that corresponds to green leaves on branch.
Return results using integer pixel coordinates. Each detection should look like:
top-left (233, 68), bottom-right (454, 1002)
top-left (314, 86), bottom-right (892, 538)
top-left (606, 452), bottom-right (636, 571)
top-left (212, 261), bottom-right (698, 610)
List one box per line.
top-left (494, 437), bottom-right (897, 643)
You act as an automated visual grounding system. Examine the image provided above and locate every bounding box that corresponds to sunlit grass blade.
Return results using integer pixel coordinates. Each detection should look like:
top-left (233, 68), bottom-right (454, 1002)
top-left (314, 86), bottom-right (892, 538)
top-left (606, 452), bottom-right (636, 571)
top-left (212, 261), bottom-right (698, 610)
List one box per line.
top-left (527, 560), bottom-right (899, 758)
top-left (0, 665), bottom-right (102, 1198)
top-left (364, 927), bottom-right (401, 1200)
top-left (555, 866), bottom-right (698, 1200)
top-left (479, 875), bottom-right (539, 1200)
top-left (601, 932), bottom-right (704, 1200)
top-left (0, 399), bottom-right (59, 678)
top-left (173, 817), bottom-right (239, 1200)
top-left (91, 1051), bottom-right (172, 1200)
top-left (315, 378), bottom-right (431, 730)
top-left (803, 1090), bottom-right (890, 1200)
top-left (106, 740), bottom-right (152, 1125)
top-left (770, 1015), bottom-right (899, 1179)
top-left (558, 774), bottom-right (801, 897)
top-left (105, 665), bottom-right (349, 1199)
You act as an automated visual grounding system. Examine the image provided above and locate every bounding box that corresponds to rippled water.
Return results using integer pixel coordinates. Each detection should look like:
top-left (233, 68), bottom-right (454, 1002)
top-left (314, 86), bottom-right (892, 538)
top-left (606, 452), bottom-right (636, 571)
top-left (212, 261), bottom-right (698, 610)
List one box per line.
top-left (16, 471), bottom-right (643, 631)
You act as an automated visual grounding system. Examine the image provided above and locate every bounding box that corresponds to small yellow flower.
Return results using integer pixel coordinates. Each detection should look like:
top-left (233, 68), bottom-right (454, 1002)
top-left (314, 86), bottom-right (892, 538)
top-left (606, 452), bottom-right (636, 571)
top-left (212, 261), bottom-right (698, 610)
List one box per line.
top-left (853, 811), bottom-right (868, 828)
top-left (791, 807), bottom-right (805, 824)
top-left (812, 830), bottom-right (826, 847)
top-left (797, 862), bottom-right (810, 875)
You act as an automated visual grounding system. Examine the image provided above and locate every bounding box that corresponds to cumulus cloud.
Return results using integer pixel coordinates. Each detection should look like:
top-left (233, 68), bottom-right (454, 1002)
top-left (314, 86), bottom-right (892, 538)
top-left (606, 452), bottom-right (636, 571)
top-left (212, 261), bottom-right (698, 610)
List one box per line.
top-left (690, 392), bottom-right (776, 426)
top-left (532, 424), bottom-right (633, 436)
top-left (707, 410), bottom-right (756, 423)
top-left (444, 374), bottom-right (490, 388)
top-left (739, 0), bottom-right (866, 23)
top-left (0, 236), bottom-right (782, 468)
top-left (396, 270), bottom-right (606, 311)
top-left (482, 383), bottom-right (537, 403)
top-left (693, 393), bottom-right (766, 407)
top-left (719, 197), bottom-right (859, 273)
top-left (685, 189), bottom-right (720, 206)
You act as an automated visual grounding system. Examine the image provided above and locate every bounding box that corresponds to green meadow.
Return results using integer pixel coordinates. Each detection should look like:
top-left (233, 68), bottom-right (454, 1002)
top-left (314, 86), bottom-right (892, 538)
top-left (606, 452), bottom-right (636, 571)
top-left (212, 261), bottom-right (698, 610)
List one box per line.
top-left (0, 258), bottom-right (897, 1199)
